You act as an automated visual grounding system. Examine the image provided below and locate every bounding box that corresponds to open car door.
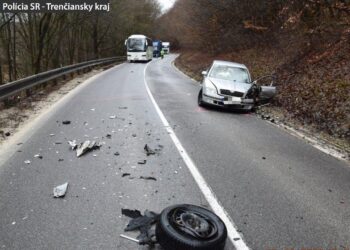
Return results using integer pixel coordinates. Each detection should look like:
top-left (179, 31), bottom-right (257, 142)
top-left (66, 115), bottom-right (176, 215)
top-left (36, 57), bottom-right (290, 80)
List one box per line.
top-left (259, 86), bottom-right (276, 101)
top-left (255, 75), bottom-right (277, 102)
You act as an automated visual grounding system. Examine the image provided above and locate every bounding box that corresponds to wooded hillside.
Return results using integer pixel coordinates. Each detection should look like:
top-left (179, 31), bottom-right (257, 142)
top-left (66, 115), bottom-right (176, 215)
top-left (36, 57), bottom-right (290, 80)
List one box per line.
top-left (157, 0), bottom-right (350, 139)
top-left (0, 0), bottom-right (160, 84)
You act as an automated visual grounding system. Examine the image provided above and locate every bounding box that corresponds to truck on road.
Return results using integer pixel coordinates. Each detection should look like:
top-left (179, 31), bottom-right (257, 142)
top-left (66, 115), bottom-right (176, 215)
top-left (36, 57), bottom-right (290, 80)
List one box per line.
top-left (152, 40), bottom-right (162, 58)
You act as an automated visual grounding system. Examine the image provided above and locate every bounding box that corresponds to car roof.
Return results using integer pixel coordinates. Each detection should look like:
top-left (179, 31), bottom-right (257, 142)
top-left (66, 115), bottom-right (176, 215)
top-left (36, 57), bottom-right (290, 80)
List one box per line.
top-left (212, 60), bottom-right (247, 69)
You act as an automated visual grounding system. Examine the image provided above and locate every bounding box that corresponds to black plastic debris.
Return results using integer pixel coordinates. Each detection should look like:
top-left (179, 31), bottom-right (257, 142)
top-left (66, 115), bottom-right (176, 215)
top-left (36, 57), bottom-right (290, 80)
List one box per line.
top-left (53, 182), bottom-right (68, 198)
top-left (144, 144), bottom-right (156, 156)
top-left (62, 120), bottom-right (71, 125)
top-left (122, 209), bottom-right (142, 218)
top-left (5, 132), bottom-right (11, 137)
top-left (138, 160), bottom-right (147, 165)
top-left (106, 134), bottom-right (112, 139)
top-left (114, 152), bottom-right (120, 156)
top-left (58, 159), bottom-right (64, 162)
top-left (132, 134), bottom-right (137, 138)
top-left (122, 173), bottom-right (131, 177)
top-left (122, 209), bottom-right (159, 245)
top-left (140, 176), bottom-right (157, 181)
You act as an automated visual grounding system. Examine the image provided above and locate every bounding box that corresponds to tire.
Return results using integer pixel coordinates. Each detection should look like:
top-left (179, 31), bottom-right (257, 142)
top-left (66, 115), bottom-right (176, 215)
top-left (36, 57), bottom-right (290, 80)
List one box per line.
top-left (156, 204), bottom-right (227, 250)
top-left (198, 89), bottom-right (204, 107)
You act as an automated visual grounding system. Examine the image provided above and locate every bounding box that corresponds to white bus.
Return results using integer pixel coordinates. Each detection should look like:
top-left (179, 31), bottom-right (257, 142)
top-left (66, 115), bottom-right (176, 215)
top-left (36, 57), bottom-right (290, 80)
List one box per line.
top-left (125, 35), bottom-right (153, 62)
top-left (162, 42), bottom-right (170, 54)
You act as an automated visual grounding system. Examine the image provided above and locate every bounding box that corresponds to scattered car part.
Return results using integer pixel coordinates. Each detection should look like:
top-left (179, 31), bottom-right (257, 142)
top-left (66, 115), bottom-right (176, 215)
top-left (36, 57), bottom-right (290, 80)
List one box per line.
top-left (120, 234), bottom-right (140, 243)
top-left (144, 144), bottom-right (156, 156)
top-left (140, 176), bottom-right (157, 181)
top-left (156, 204), bottom-right (227, 250)
top-left (53, 183), bottom-right (68, 198)
top-left (76, 140), bottom-right (102, 157)
top-left (62, 120), bottom-right (71, 125)
top-left (122, 209), bottom-right (142, 218)
top-left (122, 173), bottom-right (131, 178)
top-left (68, 140), bottom-right (78, 150)
top-left (123, 209), bottom-right (159, 245)
top-left (138, 160), bottom-right (147, 165)
top-left (34, 154), bottom-right (43, 159)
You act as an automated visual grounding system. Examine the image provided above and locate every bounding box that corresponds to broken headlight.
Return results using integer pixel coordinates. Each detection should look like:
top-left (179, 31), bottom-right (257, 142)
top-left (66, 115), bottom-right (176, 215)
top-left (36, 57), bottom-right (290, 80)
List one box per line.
top-left (203, 79), bottom-right (220, 98)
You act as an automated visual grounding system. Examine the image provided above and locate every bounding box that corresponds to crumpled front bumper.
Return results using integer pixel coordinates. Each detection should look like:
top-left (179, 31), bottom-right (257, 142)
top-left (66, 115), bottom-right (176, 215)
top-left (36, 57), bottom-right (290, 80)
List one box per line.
top-left (202, 94), bottom-right (254, 110)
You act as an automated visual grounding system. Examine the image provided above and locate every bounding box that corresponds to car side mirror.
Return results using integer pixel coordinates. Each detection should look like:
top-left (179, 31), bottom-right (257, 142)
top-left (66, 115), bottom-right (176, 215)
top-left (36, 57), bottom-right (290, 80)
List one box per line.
top-left (202, 71), bottom-right (208, 76)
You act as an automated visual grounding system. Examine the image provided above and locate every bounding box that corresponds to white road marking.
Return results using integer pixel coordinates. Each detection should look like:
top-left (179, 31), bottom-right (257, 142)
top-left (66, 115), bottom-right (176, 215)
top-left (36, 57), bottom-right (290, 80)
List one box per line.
top-left (144, 61), bottom-right (250, 250)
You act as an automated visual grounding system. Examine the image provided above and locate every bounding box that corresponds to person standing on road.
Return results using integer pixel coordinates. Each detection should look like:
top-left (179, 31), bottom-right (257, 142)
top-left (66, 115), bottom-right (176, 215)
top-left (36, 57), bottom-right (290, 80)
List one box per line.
top-left (161, 49), bottom-right (165, 59)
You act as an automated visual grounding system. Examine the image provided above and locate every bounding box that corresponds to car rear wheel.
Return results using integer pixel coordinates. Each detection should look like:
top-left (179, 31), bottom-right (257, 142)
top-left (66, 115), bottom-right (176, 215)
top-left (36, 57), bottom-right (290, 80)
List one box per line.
top-left (156, 204), bottom-right (227, 250)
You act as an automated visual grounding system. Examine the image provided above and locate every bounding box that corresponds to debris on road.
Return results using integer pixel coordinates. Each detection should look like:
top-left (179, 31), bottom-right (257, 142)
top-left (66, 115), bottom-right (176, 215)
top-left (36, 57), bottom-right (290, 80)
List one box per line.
top-left (114, 152), bottom-right (120, 156)
top-left (121, 204), bottom-right (227, 249)
top-left (34, 154), bottom-right (43, 159)
top-left (119, 107), bottom-right (128, 110)
top-left (132, 134), bottom-right (137, 137)
top-left (109, 115), bottom-right (117, 119)
top-left (24, 160), bottom-right (31, 164)
top-left (138, 160), bottom-right (147, 165)
top-left (122, 209), bottom-right (159, 245)
top-left (144, 144), bottom-right (156, 156)
top-left (106, 134), bottom-right (112, 139)
top-left (53, 182), bottom-right (68, 198)
top-left (122, 173), bottom-right (131, 178)
top-left (76, 140), bottom-right (102, 157)
top-left (140, 176), bottom-right (157, 181)
top-left (62, 120), bottom-right (71, 125)
top-left (120, 234), bottom-right (139, 243)
top-left (122, 209), bottom-right (142, 218)
top-left (68, 140), bottom-right (78, 150)
top-left (5, 132), bottom-right (11, 137)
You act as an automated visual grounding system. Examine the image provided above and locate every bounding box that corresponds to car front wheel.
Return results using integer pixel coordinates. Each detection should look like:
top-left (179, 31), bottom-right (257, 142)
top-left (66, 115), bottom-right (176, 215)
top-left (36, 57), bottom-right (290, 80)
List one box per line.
top-left (198, 89), bottom-right (204, 107)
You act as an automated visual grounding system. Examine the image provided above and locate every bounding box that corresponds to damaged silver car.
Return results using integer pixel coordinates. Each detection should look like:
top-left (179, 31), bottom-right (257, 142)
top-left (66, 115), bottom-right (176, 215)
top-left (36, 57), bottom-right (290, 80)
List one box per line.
top-left (198, 60), bottom-right (276, 110)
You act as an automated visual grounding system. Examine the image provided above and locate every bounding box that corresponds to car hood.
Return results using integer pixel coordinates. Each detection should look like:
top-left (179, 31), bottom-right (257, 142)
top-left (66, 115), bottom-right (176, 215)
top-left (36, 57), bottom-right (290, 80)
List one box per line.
top-left (209, 78), bottom-right (252, 93)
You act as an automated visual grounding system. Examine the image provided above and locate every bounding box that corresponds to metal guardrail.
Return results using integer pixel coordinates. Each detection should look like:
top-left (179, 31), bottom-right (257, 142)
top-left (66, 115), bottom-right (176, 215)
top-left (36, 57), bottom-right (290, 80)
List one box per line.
top-left (0, 56), bottom-right (126, 101)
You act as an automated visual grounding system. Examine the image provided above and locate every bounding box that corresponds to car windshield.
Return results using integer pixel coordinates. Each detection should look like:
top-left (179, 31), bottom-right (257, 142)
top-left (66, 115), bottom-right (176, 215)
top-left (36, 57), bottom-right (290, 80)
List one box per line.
top-left (127, 38), bottom-right (146, 52)
top-left (209, 65), bottom-right (250, 83)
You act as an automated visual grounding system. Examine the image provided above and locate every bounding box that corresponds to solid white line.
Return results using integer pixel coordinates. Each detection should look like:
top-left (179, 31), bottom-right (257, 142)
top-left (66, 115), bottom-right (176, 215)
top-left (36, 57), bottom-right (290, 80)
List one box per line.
top-left (144, 61), bottom-right (250, 250)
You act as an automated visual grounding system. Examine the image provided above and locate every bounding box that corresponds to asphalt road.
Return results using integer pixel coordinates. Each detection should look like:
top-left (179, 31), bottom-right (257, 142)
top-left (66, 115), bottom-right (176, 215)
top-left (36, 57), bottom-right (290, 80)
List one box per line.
top-left (0, 55), bottom-right (349, 250)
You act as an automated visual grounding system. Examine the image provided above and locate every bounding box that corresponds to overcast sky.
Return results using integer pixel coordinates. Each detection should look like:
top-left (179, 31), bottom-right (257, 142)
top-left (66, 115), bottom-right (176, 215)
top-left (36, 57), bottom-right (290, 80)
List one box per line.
top-left (157, 0), bottom-right (176, 11)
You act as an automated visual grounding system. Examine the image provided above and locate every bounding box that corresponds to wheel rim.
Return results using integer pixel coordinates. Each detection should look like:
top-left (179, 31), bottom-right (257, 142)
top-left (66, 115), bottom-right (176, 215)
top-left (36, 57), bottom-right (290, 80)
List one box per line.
top-left (169, 207), bottom-right (218, 239)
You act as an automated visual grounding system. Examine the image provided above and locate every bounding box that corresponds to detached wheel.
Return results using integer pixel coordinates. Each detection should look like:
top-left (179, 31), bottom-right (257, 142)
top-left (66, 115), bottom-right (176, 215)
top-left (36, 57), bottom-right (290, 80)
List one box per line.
top-left (156, 204), bottom-right (227, 250)
top-left (198, 89), bottom-right (204, 107)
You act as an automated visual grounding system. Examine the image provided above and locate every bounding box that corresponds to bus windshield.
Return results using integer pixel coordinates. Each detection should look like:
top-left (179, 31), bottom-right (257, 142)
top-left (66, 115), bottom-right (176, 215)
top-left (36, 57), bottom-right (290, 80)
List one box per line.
top-left (127, 38), bottom-right (146, 52)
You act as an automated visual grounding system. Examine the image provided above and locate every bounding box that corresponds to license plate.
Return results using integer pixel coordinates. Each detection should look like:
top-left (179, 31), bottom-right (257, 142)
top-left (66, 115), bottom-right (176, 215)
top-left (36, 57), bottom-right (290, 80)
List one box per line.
top-left (230, 97), bottom-right (241, 102)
